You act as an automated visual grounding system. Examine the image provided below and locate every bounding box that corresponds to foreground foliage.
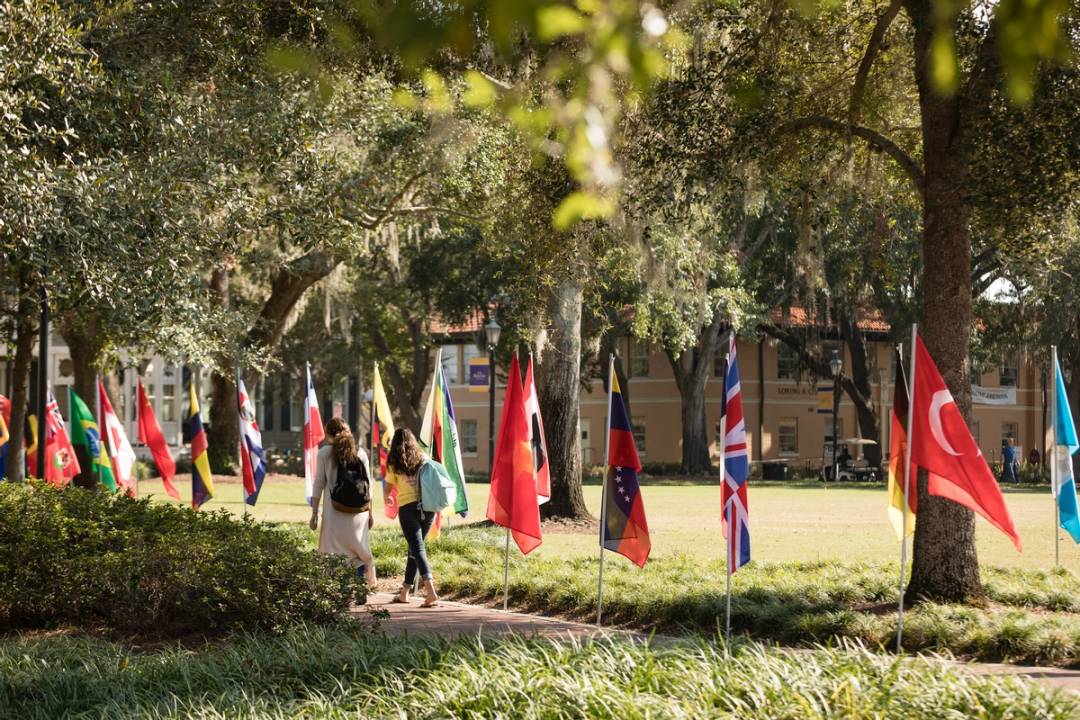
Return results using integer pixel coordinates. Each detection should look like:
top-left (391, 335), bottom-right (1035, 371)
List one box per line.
top-left (373, 527), bottom-right (1080, 666)
top-left (0, 484), bottom-right (360, 637)
top-left (0, 625), bottom-right (1072, 719)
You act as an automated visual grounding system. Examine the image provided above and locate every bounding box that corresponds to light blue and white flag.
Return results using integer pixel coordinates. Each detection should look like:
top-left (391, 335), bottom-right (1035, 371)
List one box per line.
top-left (1053, 357), bottom-right (1080, 543)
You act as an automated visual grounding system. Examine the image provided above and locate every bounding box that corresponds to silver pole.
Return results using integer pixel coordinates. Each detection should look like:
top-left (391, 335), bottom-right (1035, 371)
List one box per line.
top-left (719, 341), bottom-right (731, 645)
top-left (502, 527), bottom-right (511, 610)
top-left (1052, 346), bottom-right (1060, 567)
top-left (597, 354), bottom-right (614, 627)
top-left (897, 325), bottom-right (917, 653)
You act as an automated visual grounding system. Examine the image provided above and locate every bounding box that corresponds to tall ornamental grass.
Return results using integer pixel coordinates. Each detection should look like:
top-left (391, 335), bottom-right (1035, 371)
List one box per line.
top-left (371, 527), bottom-right (1080, 666)
top-left (0, 626), bottom-right (1072, 719)
top-left (0, 482), bottom-right (362, 637)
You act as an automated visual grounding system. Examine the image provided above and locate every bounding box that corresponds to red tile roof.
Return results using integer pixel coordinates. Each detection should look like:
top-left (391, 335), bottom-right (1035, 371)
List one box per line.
top-left (769, 307), bottom-right (890, 334)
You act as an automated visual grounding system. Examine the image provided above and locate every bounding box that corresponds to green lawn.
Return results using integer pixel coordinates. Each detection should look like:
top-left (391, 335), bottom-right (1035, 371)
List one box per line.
top-left (146, 475), bottom-right (1080, 573)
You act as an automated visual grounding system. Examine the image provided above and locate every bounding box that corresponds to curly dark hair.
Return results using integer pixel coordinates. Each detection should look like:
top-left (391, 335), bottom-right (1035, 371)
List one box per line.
top-left (324, 417), bottom-right (357, 466)
top-left (387, 428), bottom-right (424, 476)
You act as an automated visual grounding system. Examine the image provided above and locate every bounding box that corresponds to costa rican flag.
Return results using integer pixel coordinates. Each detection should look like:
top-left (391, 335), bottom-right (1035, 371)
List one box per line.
top-left (237, 377), bottom-right (267, 506)
top-left (303, 364), bottom-right (324, 505)
top-left (721, 333), bottom-right (750, 573)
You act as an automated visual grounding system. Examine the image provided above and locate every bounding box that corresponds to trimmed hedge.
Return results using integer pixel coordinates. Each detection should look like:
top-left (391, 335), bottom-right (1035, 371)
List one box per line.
top-left (0, 482), bottom-right (361, 637)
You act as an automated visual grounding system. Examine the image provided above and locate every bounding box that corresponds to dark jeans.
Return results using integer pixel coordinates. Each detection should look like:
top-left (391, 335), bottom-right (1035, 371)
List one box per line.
top-left (398, 502), bottom-right (435, 584)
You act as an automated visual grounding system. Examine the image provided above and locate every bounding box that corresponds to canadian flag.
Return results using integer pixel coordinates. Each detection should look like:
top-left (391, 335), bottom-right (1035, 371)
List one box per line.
top-left (908, 334), bottom-right (1021, 550)
top-left (303, 364), bottom-right (324, 505)
top-left (522, 356), bottom-right (550, 504)
top-left (99, 380), bottom-right (137, 495)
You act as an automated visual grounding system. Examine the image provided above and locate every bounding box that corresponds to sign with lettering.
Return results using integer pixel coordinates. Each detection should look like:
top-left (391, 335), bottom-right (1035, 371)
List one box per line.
top-left (971, 385), bottom-right (1016, 405)
top-left (469, 357), bottom-right (490, 393)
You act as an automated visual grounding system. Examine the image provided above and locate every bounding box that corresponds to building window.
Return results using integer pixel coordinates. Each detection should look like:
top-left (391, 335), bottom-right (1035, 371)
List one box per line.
top-left (438, 346), bottom-right (460, 385)
top-left (290, 390), bottom-right (303, 432)
top-left (461, 419), bottom-right (478, 455)
top-left (632, 416), bottom-right (647, 457)
top-left (463, 343), bottom-right (484, 370)
top-left (161, 382), bottom-right (177, 423)
top-left (779, 417), bottom-right (798, 455)
top-left (777, 344), bottom-right (799, 380)
top-left (630, 340), bottom-right (650, 377)
top-left (713, 345), bottom-right (729, 378)
top-left (262, 378), bottom-right (275, 431)
top-left (1002, 422), bottom-right (1018, 443)
top-left (1000, 352), bottom-right (1019, 387)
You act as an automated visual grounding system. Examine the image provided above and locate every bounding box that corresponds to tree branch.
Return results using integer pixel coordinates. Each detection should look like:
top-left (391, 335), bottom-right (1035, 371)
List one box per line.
top-left (351, 169), bottom-right (430, 230)
top-left (778, 116), bottom-right (925, 193)
top-left (848, 0), bottom-right (904, 129)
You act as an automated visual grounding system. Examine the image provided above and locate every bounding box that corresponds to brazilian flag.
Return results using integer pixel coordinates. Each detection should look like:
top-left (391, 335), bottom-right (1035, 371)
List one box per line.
top-left (69, 387), bottom-right (117, 491)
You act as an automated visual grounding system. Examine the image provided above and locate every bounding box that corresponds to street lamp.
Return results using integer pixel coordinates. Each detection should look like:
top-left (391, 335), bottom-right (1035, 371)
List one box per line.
top-left (485, 315), bottom-right (502, 478)
top-left (830, 351), bottom-right (843, 482)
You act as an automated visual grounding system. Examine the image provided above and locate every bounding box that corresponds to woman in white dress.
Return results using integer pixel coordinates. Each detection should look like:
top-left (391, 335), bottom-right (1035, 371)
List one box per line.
top-left (309, 417), bottom-right (376, 587)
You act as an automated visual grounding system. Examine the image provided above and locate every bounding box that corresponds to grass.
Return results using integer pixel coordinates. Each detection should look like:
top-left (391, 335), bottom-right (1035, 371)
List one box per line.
top-left (151, 476), bottom-right (1080, 574)
top-left (0, 625), bottom-right (1074, 719)
top-left (370, 526), bottom-right (1080, 666)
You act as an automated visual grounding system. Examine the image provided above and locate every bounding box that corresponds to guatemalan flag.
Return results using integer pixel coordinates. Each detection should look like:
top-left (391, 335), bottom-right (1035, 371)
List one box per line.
top-left (1053, 356), bottom-right (1080, 543)
top-left (303, 364), bottom-right (325, 505)
top-left (721, 333), bottom-right (750, 573)
top-left (602, 365), bottom-right (651, 567)
top-left (237, 377), bottom-right (267, 506)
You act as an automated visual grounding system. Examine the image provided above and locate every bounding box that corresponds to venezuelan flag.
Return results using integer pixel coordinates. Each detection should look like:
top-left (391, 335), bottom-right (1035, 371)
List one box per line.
top-left (189, 380), bottom-right (214, 509)
top-left (602, 373), bottom-right (651, 567)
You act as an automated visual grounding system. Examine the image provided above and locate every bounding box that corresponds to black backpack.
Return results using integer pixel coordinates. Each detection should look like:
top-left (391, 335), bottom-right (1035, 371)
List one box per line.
top-left (330, 458), bottom-right (372, 513)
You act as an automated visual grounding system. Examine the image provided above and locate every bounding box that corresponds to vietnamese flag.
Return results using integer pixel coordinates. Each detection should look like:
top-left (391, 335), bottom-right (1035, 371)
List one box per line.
top-left (486, 353), bottom-right (542, 554)
top-left (137, 379), bottom-right (179, 500)
top-left (908, 334), bottom-right (1021, 550)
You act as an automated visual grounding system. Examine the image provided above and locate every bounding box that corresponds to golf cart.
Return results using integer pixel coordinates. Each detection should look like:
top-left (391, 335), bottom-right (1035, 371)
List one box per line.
top-left (821, 438), bottom-right (881, 482)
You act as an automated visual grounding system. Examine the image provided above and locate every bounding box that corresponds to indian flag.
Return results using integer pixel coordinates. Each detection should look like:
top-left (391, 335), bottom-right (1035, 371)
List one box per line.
top-left (420, 348), bottom-right (469, 517)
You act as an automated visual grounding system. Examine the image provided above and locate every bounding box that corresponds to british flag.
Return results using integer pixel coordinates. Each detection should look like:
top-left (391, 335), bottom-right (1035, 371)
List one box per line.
top-left (721, 333), bottom-right (750, 573)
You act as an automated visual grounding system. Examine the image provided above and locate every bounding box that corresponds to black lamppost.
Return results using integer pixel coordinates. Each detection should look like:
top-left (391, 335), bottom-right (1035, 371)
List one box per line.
top-left (830, 351), bottom-right (843, 482)
top-left (485, 315), bottom-right (501, 478)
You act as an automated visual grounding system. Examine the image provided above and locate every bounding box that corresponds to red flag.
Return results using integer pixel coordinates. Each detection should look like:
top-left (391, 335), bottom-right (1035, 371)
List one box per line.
top-left (908, 334), bottom-right (1021, 550)
top-left (486, 354), bottom-right (542, 554)
top-left (37, 385), bottom-right (80, 485)
top-left (137, 379), bottom-right (179, 500)
top-left (522, 357), bottom-right (550, 504)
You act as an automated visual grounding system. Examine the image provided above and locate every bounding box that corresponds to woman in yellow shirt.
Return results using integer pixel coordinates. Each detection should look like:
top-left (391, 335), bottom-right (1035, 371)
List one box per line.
top-left (384, 428), bottom-right (438, 607)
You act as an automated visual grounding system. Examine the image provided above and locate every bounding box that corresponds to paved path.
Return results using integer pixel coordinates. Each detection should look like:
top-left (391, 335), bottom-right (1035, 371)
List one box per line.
top-left (359, 592), bottom-right (1080, 694)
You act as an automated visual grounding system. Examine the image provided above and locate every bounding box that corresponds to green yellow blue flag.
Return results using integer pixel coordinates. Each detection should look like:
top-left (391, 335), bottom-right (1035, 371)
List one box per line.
top-left (68, 387), bottom-right (117, 491)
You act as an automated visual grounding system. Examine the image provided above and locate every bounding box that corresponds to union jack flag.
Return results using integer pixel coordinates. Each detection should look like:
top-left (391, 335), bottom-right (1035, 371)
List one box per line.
top-left (721, 333), bottom-right (750, 573)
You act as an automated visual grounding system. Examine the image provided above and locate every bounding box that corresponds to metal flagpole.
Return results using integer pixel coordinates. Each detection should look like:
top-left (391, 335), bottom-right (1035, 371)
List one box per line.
top-left (719, 349), bottom-right (731, 645)
top-left (896, 325), bottom-right (917, 653)
top-left (95, 373), bottom-right (102, 486)
top-left (502, 528), bottom-right (511, 610)
top-left (1052, 346), bottom-right (1060, 567)
top-left (237, 366), bottom-right (249, 521)
top-left (597, 354), bottom-right (614, 627)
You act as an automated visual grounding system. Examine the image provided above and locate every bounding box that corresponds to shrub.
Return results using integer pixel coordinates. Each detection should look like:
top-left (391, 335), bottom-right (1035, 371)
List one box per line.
top-left (0, 482), bottom-right (362, 637)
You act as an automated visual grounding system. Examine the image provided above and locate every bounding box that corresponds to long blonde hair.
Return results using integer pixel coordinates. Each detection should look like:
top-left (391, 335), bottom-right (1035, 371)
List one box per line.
top-left (325, 417), bottom-right (357, 466)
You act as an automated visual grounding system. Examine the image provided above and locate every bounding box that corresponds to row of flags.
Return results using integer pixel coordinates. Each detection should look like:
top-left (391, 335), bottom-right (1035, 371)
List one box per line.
top-left (0, 376), bottom-right (263, 511)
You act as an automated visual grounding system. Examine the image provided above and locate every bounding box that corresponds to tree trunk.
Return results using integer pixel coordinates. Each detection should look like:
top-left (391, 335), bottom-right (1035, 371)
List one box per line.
top-left (905, 0), bottom-right (982, 602)
top-left (538, 276), bottom-right (589, 520)
top-left (6, 278), bottom-right (36, 483)
top-left (59, 316), bottom-right (104, 489)
top-left (666, 313), bottom-right (724, 475)
top-left (841, 316), bottom-right (882, 467)
top-left (367, 318), bottom-right (429, 434)
top-left (206, 251), bottom-right (342, 466)
top-left (206, 268), bottom-right (239, 473)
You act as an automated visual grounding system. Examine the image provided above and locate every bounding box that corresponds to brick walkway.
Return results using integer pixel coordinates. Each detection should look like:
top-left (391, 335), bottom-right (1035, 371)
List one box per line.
top-left (359, 592), bottom-right (1080, 694)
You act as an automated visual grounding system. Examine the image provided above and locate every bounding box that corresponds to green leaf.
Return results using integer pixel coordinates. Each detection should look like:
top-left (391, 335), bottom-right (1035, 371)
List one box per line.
top-left (553, 191), bottom-right (615, 230)
top-left (463, 70), bottom-right (498, 108)
top-left (930, 30), bottom-right (958, 95)
top-left (535, 5), bottom-right (588, 42)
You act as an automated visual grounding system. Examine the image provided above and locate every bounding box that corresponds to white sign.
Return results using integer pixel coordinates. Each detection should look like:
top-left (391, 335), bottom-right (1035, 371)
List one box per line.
top-left (971, 385), bottom-right (1016, 405)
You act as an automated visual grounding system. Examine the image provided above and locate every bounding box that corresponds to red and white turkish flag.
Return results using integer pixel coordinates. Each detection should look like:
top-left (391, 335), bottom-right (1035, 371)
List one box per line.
top-left (909, 334), bottom-right (1021, 550)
